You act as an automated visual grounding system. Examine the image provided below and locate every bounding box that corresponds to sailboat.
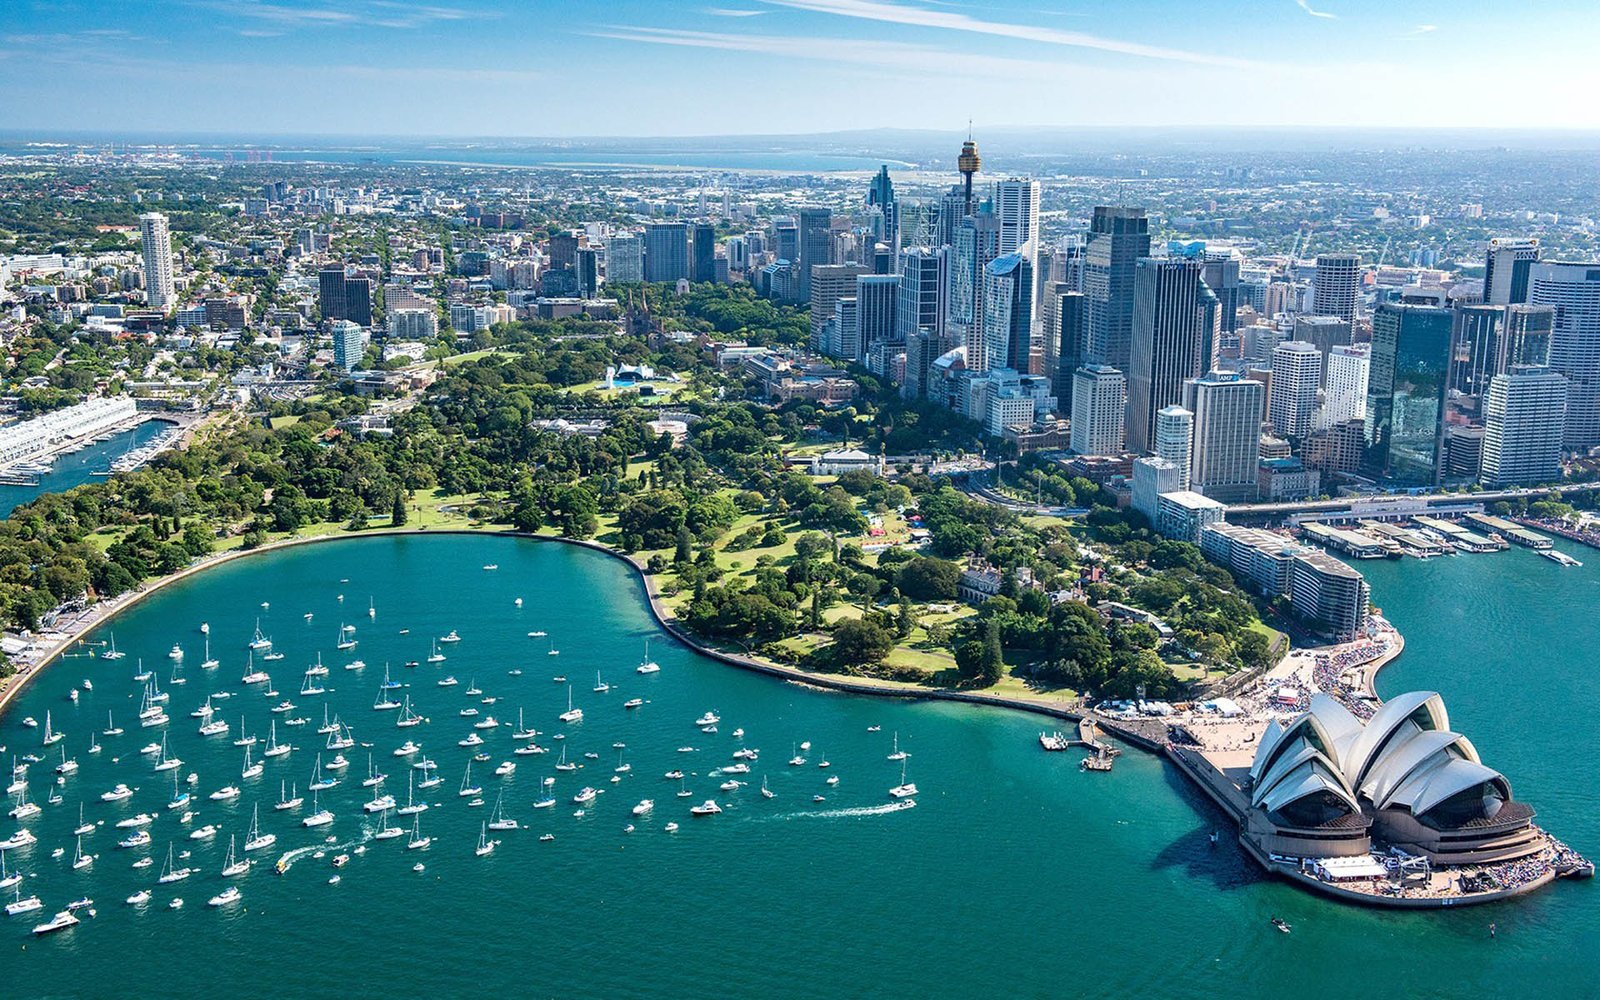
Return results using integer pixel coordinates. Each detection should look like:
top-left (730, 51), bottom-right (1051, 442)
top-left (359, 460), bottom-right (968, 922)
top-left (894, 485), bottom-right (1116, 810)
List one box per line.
top-left (241, 652), bottom-right (270, 685)
top-left (373, 683), bottom-right (401, 711)
top-left (309, 753), bottom-right (337, 791)
top-left (41, 712), bottom-right (63, 746)
top-left (74, 802), bottom-right (93, 836)
top-left (157, 843), bottom-right (192, 884)
top-left (244, 804), bottom-right (276, 852)
top-left (554, 746), bottom-right (576, 772)
top-left (336, 624), bottom-right (357, 651)
top-left (233, 717), bottom-right (256, 747)
top-left (301, 788), bottom-right (334, 827)
top-left (559, 686), bottom-right (582, 724)
top-left (275, 780), bottom-right (303, 811)
top-left (367, 598), bottom-right (376, 620)
top-left (397, 771), bottom-right (427, 816)
top-left (459, 761), bottom-right (482, 798)
top-left (636, 639), bottom-right (661, 674)
top-left (887, 732), bottom-right (909, 761)
top-left (475, 822), bottom-right (495, 857)
top-left (0, 850), bottom-right (20, 891)
top-left (426, 640), bottom-right (445, 664)
top-left (362, 754), bottom-right (386, 788)
top-left (513, 709), bottom-right (536, 741)
top-left (153, 733), bottom-right (181, 772)
top-left (167, 769), bottom-right (190, 810)
top-left (593, 671), bottom-right (609, 694)
top-left (761, 775), bottom-right (774, 799)
top-left (396, 697), bottom-right (423, 728)
top-left (168, 656), bottom-right (186, 686)
top-left (221, 835), bottom-right (250, 876)
top-left (374, 807), bottom-right (403, 840)
top-left (264, 720), bottom-right (290, 758)
top-left (380, 663), bottom-right (402, 690)
top-left (248, 620), bottom-right (272, 651)
top-left (71, 834), bottom-right (92, 871)
top-left (487, 791), bottom-right (519, 830)
top-left (889, 758), bottom-right (918, 799)
top-left (200, 636), bottom-right (219, 670)
top-left (103, 711), bottom-right (122, 737)
top-left (101, 634), bottom-right (126, 661)
top-left (241, 743), bottom-right (263, 780)
top-left (300, 669), bottom-right (326, 697)
top-left (407, 814), bottom-right (430, 850)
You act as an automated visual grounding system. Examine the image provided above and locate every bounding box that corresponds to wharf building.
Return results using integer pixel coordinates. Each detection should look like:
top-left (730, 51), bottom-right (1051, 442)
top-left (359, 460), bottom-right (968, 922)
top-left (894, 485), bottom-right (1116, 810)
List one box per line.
top-left (1197, 522), bottom-right (1367, 641)
top-left (0, 396), bottom-right (140, 468)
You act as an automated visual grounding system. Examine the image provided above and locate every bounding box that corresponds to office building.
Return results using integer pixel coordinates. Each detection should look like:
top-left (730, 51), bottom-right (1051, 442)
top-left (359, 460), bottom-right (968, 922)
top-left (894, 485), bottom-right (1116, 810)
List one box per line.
top-left (606, 232), bottom-right (645, 283)
top-left (644, 222), bottom-right (690, 283)
top-left (809, 263), bottom-right (870, 349)
top-left (896, 247), bottom-right (943, 344)
top-left (797, 207), bottom-right (833, 298)
top-left (331, 320), bottom-right (364, 373)
top-left (1154, 405), bottom-right (1193, 489)
top-left (1071, 364), bottom-right (1126, 456)
top-left (855, 274), bottom-right (900, 367)
top-left (576, 247), bottom-right (600, 298)
top-left (343, 277), bottom-right (372, 328)
top-left (1200, 251), bottom-right (1242, 336)
top-left (980, 253), bottom-right (1033, 373)
top-left (946, 211), bottom-right (1001, 355)
top-left (1083, 206), bottom-right (1151, 371)
top-left (549, 230), bottom-right (584, 272)
top-left (1183, 371), bottom-right (1265, 503)
top-left (1504, 304), bottom-right (1554, 368)
top-left (691, 222), bottom-right (717, 284)
top-left (1312, 252), bottom-right (1361, 322)
top-left (1484, 238), bottom-right (1540, 305)
top-left (1042, 286), bottom-right (1087, 407)
top-left (826, 297), bottom-right (860, 361)
top-left (1449, 304), bottom-right (1505, 408)
top-left (1292, 314), bottom-right (1352, 372)
top-left (1126, 257), bottom-right (1211, 454)
top-left (1481, 365), bottom-right (1568, 486)
top-left (1364, 302), bottom-right (1454, 485)
top-left (139, 212), bottom-right (175, 311)
top-left (1131, 457), bottom-right (1182, 524)
top-left (866, 166), bottom-right (898, 250)
top-left (1269, 340), bottom-right (1323, 438)
top-left (1530, 261), bottom-right (1600, 448)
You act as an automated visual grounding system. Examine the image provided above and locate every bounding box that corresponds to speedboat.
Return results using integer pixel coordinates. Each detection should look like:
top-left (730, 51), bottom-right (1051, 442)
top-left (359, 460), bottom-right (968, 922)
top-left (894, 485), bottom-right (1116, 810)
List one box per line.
top-left (664, 822), bottom-right (679, 833)
top-left (632, 799), bottom-right (654, 816)
top-left (695, 712), bottom-right (720, 727)
top-left (126, 889), bottom-right (151, 906)
top-left (572, 787), bottom-right (597, 805)
top-left (209, 786), bottom-right (240, 801)
top-left (624, 698), bottom-right (643, 709)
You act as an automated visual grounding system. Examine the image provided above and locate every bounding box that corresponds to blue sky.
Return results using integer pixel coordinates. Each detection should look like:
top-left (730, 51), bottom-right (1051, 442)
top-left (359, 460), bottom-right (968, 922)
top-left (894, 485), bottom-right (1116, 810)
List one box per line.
top-left (1, 0), bottom-right (1597, 136)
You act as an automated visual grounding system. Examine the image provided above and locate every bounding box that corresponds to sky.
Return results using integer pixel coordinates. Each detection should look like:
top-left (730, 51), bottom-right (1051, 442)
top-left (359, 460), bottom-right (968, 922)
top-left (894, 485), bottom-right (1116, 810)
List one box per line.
top-left (1, 0), bottom-right (1598, 137)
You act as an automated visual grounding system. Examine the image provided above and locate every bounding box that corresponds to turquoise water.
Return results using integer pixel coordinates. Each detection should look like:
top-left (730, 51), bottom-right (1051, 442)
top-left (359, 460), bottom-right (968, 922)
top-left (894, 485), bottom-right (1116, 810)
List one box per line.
top-left (0, 421), bottom-right (169, 519)
top-left (0, 535), bottom-right (1592, 998)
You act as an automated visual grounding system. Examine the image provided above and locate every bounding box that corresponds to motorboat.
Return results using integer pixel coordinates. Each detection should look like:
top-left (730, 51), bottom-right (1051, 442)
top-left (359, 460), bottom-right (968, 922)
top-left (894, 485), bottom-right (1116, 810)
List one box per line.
top-left (208, 886), bottom-right (242, 907)
top-left (689, 800), bottom-right (722, 816)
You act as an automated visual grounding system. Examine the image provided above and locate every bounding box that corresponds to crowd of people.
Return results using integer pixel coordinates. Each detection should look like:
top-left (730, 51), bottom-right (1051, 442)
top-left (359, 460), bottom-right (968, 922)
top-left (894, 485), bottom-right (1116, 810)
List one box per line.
top-left (1312, 640), bottom-right (1391, 718)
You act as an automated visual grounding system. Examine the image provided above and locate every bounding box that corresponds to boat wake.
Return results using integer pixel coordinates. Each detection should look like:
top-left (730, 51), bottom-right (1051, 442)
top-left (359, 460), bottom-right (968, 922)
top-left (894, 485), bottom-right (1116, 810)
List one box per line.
top-left (772, 801), bottom-right (916, 821)
top-left (274, 830), bottom-right (374, 874)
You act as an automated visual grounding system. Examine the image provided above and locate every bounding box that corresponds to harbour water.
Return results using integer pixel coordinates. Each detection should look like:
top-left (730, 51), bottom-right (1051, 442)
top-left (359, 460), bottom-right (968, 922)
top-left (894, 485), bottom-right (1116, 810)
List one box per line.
top-left (0, 535), bottom-right (1593, 997)
top-left (0, 421), bottom-right (169, 519)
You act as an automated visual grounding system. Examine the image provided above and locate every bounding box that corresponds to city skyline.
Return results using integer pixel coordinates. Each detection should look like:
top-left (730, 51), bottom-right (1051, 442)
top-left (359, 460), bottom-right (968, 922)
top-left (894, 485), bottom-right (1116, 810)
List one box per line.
top-left (2, 0), bottom-right (1600, 136)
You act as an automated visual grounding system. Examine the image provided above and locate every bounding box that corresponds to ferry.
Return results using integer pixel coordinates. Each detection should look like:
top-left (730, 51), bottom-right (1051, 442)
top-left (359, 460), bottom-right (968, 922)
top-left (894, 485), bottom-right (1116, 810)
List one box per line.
top-left (1541, 549), bottom-right (1583, 567)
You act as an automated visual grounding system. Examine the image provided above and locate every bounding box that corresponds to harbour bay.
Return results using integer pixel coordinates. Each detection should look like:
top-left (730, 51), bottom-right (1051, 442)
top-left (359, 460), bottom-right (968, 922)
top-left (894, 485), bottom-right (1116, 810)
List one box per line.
top-left (0, 534), bottom-right (1593, 998)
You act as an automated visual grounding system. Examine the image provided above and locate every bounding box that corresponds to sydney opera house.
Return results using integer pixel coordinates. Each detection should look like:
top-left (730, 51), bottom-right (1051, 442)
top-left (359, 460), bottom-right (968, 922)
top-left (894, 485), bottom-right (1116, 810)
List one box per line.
top-left (1244, 691), bottom-right (1541, 865)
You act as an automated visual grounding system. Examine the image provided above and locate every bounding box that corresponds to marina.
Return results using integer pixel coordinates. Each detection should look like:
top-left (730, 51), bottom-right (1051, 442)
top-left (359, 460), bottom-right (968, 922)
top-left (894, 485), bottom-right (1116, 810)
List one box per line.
top-left (0, 534), bottom-right (1592, 996)
top-left (0, 419), bottom-right (174, 519)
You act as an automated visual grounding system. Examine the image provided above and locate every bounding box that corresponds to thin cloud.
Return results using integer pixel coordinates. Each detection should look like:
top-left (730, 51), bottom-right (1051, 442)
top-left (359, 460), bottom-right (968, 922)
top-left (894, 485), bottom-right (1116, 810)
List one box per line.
top-left (1295, 0), bottom-right (1336, 19)
top-left (197, 1), bottom-right (482, 30)
top-left (1408, 24), bottom-right (1437, 34)
top-left (758, 0), bottom-right (1258, 69)
top-left (705, 7), bottom-right (767, 15)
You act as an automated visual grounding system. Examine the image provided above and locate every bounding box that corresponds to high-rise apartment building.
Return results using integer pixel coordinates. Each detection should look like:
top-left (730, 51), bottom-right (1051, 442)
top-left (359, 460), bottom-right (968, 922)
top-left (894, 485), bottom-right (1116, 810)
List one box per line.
top-left (1364, 302), bottom-right (1453, 485)
top-left (1322, 344), bottom-right (1370, 428)
top-left (1083, 207), bottom-right (1151, 371)
top-left (1312, 252), bottom-right (1361, 322)
top-left (331, 320), bottom-right (364, 373)
top-left (1154, 405), bottom-right (1194, 490)
top-left (318, 265), bottom-right (347, 324)
top-left (1126, 257), bottom-right (1211, 454)
top-left (1183, 371), bottom-right (1265, 503)
top-left (139, 212), bottom-right (175, 311)
top-left (1070, 364), bottom-right (1126, 456)
top-left (606, 232), bottom-right (645, 282)
top-left (1529, 261), bottom-right (1600, 448)
top-left (1482, 365), bottom-right (1568, 486)
top-left (979, 253), bottom-right (1033, 373)
top-left (1269, 340), bottom-right (1323, 439)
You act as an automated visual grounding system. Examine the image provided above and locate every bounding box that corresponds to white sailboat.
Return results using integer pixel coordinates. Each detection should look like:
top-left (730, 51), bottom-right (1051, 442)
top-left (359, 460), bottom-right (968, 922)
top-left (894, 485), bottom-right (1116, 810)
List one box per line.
top-left (244, 803), bottom-right (276, 852)
top-left (475, 822), bottom-right (495, 857)
top-left (248, 620), bottom-right (272, 650)
top-left (264, 719), bottom-right (290, 758)
top-left (458, 761), bottom-right (482, 798)
top-left (887, 731), bottom-right (909, 761)
top-left (396, 697), bottom-right (423, 728)
top-left (397, 771), bottom-right (428, 816)
top-left (221, 835), bottom-right (250, 877)
top-left (103, 711), bottom-right (122, 737)
top-left (636, 639), bottom-right (661, 674)
top-left (157, 843), bottom-right (192, 884)
top-left (275, 779), bottom-right (303, 811)
top-left (487, 791), bottom-right (519, 830)
top-left (559, 686), bottom-right (582, 724)
top-left (71, 834), bottom-right (92, 871)
top-left (374, 807), bottom-right (403, 840)
top-left (241, 743), bottom-right (263, 780)
top-left (406, 814), bottom-right (430, 850)
top-left (888, 758), bottom-right (918, 799)
top-left (301, 789), bottom-right (334, 827)
top-left (427, 640), bottom-right (445, 664)
top-left (200, 636), bottom-right (219, 670)
top-left (101, 634), bottom-right (126, 661)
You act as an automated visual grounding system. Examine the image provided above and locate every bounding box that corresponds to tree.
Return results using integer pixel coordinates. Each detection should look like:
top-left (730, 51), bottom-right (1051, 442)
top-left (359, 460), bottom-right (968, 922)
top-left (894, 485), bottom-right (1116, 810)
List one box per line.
top-left (831, 617), bottom-right (895, 665)
top-left (391, 493), bottom-right (409, 526)
top-left (895, 556), bottom-right (961, 601)
top-left (979, 617), bottom-right (1004, 686)
top-left (674, 526), bottom-right (693, 565)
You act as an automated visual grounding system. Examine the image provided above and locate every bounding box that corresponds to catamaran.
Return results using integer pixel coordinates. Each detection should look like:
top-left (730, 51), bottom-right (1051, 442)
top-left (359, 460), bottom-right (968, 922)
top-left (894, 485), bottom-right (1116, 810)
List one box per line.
top-left (888, 758), bottom-right (918, 799)
top-left (636, 640), bottom-right (661, 674)
top-left (248, 620), bottom-right (272, 651)
top-left (101, 635), bottom-right (126, 661)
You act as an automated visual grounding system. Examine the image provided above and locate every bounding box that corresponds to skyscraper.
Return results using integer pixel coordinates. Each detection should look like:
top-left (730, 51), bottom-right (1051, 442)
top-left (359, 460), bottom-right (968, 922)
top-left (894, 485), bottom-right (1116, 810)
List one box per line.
top-left (1484, 238), bottom-right (1540, 306)
top-left (691, 222), bottom-right (717, 284)
top-left (1481, 365), bottom-right (1567, 486)
top-left (992, 178), bottom-right (1040, 259)
top-left (896, 247), bottom-right (942, 343)
top-left (343, 276), bottom-right (373, 328)
top-left (796, 207), bottom-right (833, 298)
top-left (1154, 405), bottom-right (1194, 490)
top-left (1364, 302), bottom-right (1453, 485)
top-left (1043, 286), bottom-right (1087, 407)
top-left (1312, 253), bottom-right (1361, 322)
top-left (139, 212), bottom-right (175, 311)
top-left (1529, 261), bottom-right (1600, 448)
top-left (330, 320), bottom-right (364, 373)
top-left (549, 230), bottom-right (584, 272)
top-left (1199, 251), bottom-right (1241, 336)
top-left (1504, 304), bottom-right (1554, 368)
top-left (957, 136), bottom-right (981, 216)
top-left (855, 274), bottom-right (899, 368)
top-left (606, 232), bottom-right (645, 282)
top-left (1269, 340), bottom-right (1323, 439)
top-left (644, 222), bottom-right (690, 283)
top-left (318, 265), bottom-right (347, 324)
top-left (1126, 257), bottom-right (1211, 454)
top-left (1083, 206), bottom-right (1151, 372)
top-left (866, 166), bottom-right (897, 251)
top-left (1322, 344), bottom-right (1370, 428)
top-left (979, 253), bottom-right (1033, 373)
top-left (828, 297), bottom-right (860, 361)
top-left (809, 263), bottom-right (869, 349)
top-left (1449, 304), bottom-right (1506, 409)
top-left (1183, 371), bottom-right (1265, 503)
top-left (946, 211), bottom-right (1001, 355)
top-left (1071, 365), bottom-right (1126, 456)
top-left (575, 247), bottom-right (600, 298)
